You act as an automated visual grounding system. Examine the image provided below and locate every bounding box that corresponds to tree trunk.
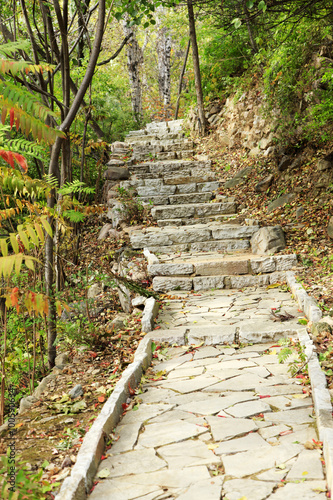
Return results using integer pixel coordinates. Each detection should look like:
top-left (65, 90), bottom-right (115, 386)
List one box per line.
top-left (175, 39), bottom-right (191, 120)
top-left (45, 0), bottom-right (106, 369)
top-left (156, 16), bottom-right (172, 119)
top-left (187, 0), bottom-right (206, 135)
top-left (242, 0), bottom-right (259, 54)
top-left (123, 23), bottom-right (143, 123)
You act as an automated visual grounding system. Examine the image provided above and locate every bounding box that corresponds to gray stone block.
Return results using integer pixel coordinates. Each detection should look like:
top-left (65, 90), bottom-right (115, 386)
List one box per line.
top-left (250, 257), bottom-right (276, 274)
top-left (130, 231), bottom-right (173, 248)
top-left (229, 274), bottom-right (270, 289)
top-left (197, 181), bottom-right (220, 192)
top-left (193, 276), bottom-right (225, 291)
top-left (191, 239), bottom-right (250, 252)
top-left (194, 259), bottom-right (249, 276)
top-left (274, 254), bottom-right (298, 270)
top-left (152, 276), bottom-right (193, 292)
top-left (148, 263), bottom-right (194, 276)
top-left (212, 225), bottom-right (259, 240)
top-left (176, 182), bottom-right (197, 193)
top-left (141, 297), bottom-right (160, 333)
top-left (168, 192), bottom-right (212, 205)
top-left (251, 226), bottom-right (286, 255)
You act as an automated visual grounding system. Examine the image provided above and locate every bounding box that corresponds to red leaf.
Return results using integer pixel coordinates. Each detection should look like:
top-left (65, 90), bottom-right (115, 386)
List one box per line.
top-left (0, 150), bottom-right (14, 168)
top-left (128, 383), bottom-right (135, 396)
top-left (10, 287), bottom-right (19, 312)
top-left (279, 430), bottom-right (293, 436)
top-left (88, 351), bottom-right (97, 358)
top-left (258, 395), bottom-right (271, 399)
top-left (122, 403), bottom-right (129, 411)
top-left (9, 108), bottom-right (14, 129)
top-left (98, 395), bottom-right (105, 403)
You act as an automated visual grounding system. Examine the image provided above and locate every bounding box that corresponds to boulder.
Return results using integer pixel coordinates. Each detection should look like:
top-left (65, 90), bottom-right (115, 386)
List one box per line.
top-left (224, 166), bottom-right (252, 189)
top-left (97, 223), bottom-right (113, 241)
top-left (251, 226), bottom-right (286, 255)
top-left (103, 167), bottom-right (130, 181)
top-left (132, 296), bottom-right (147, 309)
top-left (87, 283), bottom-right (103, 300)
top-left (55, 353), bottom-right (69, 369)
top-left (317, 159), bottom-right (333, 171)
top-left (255, 174), bottom-right (274, 193)
top-left (19, 395), bottom-right (37, 414)
top-left (107, 201), bottom-right (126, 228)
top-left (69, 384), bottom-right (83, 399)
top-left (311, 321), bottom-right (332, 339)
top-left (267, 193), bottom-right (295, 213)
top-left (118, 283), bottom-right (132, 313)
top-left (327, 216), bottom-right (333, 239)
top-left (110, 313), bottom-right (127, 330)
top-left (278, 156), bottom-right (293, 172)
top-left (296, 206), bottom-right (305, 219)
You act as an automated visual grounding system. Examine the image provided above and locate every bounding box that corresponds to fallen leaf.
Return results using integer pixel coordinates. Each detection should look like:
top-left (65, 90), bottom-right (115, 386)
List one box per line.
top-left (97, 468), bottom-right (110, 479)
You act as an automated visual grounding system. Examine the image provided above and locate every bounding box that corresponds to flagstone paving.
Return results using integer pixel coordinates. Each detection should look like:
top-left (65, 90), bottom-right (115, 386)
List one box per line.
top-left (89, 287), bottom-right (327, 499)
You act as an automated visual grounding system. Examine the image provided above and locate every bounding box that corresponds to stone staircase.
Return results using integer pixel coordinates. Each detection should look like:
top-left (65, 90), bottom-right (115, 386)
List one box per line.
top-left (121, 120), bottom-right (299, 291)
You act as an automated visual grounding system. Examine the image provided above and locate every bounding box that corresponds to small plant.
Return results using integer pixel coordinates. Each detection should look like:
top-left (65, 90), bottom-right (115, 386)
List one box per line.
top-left (0, 452), bottom-right (60, 499)
top-left (116, 186), bottom-right (145, 224)
top-left (278, 338), bottom-right (307, 376)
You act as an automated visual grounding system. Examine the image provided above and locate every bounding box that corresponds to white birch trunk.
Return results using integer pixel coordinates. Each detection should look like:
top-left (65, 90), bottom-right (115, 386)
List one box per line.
top-left (156, 11), bottom-right (172, 118)
top-left (123, 23), bottom-right (143, 122)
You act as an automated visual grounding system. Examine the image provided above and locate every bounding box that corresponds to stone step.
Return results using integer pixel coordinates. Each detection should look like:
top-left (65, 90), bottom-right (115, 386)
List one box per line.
top-left (139, 191), bottom-right (213, 206)
top-left (152, 272), bottom-right (288, 292)
top-left (156, 214), bottom-right (241, 227)
top-left (129, 223), bottom-right (259, 251)
top-left (132, 150), bottom-right (195, 162)
top-left (149, 252), bottom-right (297, 291)
top-left (148, 253), bottom-right (297, 278)
top-left (151, 201), bottom-right (237, 221)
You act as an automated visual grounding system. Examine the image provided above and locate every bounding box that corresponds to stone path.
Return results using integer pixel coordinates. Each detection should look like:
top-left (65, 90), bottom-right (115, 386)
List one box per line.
top-left (89, 120), bottom-right (327, 498)
top-left (89, 288), bottom-right (327, 499)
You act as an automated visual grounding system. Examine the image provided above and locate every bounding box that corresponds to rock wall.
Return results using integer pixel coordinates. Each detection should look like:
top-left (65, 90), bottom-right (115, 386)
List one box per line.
top-left (186, 91), bottom-right (278, 157)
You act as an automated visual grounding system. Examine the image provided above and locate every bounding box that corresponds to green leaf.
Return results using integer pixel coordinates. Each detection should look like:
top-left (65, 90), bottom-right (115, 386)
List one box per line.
top-left (232, 18), bottom-right (242, 29)
top-left (0, 238), bottom-right (8, 256)
top-left (258, 0), bottom-right (267, 12)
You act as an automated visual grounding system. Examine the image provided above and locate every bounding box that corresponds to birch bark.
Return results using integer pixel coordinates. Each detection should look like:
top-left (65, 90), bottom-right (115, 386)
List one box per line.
top-left (123, 22), bottom-right (143, 123)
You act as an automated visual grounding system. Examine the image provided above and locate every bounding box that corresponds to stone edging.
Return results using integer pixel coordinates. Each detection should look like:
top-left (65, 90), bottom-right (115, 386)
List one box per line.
top-left (54, 336), bottom-right (152, 500)
top-left (286, 271), bottom-right (333, 493)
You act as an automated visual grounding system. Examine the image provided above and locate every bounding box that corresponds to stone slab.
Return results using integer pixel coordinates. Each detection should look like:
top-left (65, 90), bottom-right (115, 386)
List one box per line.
top-left (222, 479), bottom-right (276, 500)
top-left (222, 443), bottom-right (303, 477)
top-left (138, 420), bottom-right (207, 448)
top-left (157, 439), bottom-right (221, 469)
top-left (206, 416), bottom-right (257, 441)
top-left (285, 449), bottom-right (324, 480)
top-left (215, 432), bottom-right (270, 455)
top-left (225, 400), bottom-right (272, 418)
top-left (97, 448), bottom-right (166, 478)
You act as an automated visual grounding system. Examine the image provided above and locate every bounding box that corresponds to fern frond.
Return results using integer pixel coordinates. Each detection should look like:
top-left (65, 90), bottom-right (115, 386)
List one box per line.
top-left (58, 180), bottom-right (95, 196)
top-left (0, 40), bottom-right (30, 56)
top-left (63, 210), bottom-right (86, 223)
top-left (43, 173), bottom-right (59, 189)
top-left (278, 347), bottom-right (293, 364)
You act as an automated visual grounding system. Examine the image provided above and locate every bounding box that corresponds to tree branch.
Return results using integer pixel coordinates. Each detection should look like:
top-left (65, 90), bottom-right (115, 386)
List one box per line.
top-left (97, 32), bottom-right (133, 66)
